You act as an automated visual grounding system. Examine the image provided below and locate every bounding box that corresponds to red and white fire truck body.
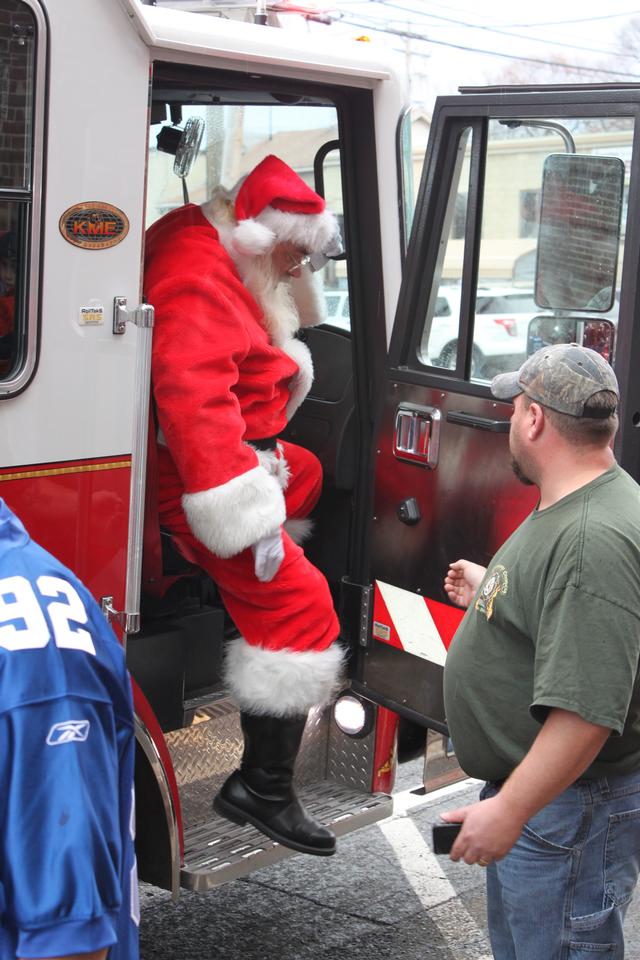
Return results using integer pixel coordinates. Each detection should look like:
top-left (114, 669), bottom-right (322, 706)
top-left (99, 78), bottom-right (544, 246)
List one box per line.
top-left (4, 0), bottom-right (638, 898)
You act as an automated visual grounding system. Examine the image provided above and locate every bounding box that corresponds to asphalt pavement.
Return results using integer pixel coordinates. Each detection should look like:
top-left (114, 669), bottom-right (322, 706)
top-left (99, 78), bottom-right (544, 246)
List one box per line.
top-left (139, 765), bottom-right (640, 960)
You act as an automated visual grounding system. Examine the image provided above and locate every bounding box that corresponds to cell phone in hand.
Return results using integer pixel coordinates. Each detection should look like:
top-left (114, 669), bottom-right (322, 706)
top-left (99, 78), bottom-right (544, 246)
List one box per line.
top-left (432, 822), bottom-right (462, 854)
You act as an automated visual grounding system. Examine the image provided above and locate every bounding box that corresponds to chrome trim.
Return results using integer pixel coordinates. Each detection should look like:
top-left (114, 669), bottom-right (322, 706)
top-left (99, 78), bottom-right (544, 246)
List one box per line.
top-left (393, 402), bottom-right (441, 468)
top-left (113, 296), bottom-right (154, 335)
top-left (100, 596), bottom-right (140, 635)
top-left (114, 298), bottom-right (155, 639)
top-left (181, 787), bottom-right (392, 891)
top-left (134, 713), bottom-right (181, 902)
top-left (0, 0), bottom-right (47, 397)
top-left (498, 118), bottom-right (576, 154)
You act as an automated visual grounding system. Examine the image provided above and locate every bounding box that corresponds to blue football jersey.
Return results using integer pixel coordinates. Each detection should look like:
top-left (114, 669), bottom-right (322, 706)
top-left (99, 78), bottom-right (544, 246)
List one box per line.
top-left (0, 499), bottom-right (139, 960)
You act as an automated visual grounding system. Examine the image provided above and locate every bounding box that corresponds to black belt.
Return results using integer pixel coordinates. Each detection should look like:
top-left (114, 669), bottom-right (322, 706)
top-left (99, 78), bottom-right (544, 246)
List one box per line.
top-left (249, 435), bottom-right (279, 452)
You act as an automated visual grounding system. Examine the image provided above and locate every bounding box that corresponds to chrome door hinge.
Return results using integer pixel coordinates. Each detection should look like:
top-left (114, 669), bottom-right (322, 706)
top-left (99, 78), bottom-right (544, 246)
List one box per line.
top-left (359, 584), bottom-right (372, 647)
top-left (101, 596), bottom-right (140, 635)
top-left (113, 297), bottom-right (154, 335)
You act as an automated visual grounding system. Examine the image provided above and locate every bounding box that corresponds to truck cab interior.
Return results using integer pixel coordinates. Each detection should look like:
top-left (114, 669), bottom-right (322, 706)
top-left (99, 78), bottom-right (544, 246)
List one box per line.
top-left (131, 63), bottom-right (386, 732)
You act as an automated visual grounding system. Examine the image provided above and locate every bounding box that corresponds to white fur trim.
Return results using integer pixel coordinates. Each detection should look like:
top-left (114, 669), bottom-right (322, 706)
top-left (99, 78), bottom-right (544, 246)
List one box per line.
top-left (201, 195), bottom-right (276, 258)
top-left (232, 218), bottom-right (276, 256)
top-left (290, 269), bottom-right (327, 329)
top-left (224, 637), bottom-right (345, 716)
top-left (282, 337), bottom-right (314, 420)
top-left (255, 207), bottom-right (339, 255)
top-left (250, 445), bottom-right (290, 491)
top-left (283, 518), bottom-right (314, 544)
top-left (182, 465), bottom-right (286, 558)
top-left (201, 194), bottom-right (338, 259)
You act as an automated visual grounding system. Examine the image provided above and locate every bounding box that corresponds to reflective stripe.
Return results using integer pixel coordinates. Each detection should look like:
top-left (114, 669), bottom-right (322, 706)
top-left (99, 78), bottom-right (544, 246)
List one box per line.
top-left (375, 580), bottom-right (447, 666)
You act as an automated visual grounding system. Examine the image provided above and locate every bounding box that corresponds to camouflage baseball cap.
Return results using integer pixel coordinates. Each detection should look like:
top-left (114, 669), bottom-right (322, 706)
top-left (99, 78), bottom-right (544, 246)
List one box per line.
top-left (491, 343), bottom-right (619, 417)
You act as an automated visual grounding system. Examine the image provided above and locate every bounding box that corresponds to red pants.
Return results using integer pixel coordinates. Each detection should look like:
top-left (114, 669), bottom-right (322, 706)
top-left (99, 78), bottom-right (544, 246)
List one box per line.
top-left (157, 441), bottom-right (339, 655)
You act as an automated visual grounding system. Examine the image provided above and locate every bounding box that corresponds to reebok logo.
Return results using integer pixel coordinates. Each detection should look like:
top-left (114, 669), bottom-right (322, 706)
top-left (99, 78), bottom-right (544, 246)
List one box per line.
top-left (46, 720), bottom-right (91, 746)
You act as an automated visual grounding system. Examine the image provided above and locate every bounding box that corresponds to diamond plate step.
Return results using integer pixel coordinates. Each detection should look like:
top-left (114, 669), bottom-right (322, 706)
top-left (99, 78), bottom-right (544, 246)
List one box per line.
top-left (181, 782), bottom-right (392, 890)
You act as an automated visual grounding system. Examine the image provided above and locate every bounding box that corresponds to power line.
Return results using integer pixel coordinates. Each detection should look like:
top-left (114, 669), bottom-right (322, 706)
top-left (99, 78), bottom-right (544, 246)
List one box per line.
top-left (500, 10), bottom-right (640, 27)
top-left (339, 0), bottom-right (638, 58)
top-left (358, 0), bottom-right (639, 29)
top-left (334, 14), bottom-right (640, 78)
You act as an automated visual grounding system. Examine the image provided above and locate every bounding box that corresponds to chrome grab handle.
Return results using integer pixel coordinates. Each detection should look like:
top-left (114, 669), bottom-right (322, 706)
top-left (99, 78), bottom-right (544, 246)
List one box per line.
top-left (393, 403), bottom-right (441, 468)
top-left (110, 297), bottom-right (155, 637)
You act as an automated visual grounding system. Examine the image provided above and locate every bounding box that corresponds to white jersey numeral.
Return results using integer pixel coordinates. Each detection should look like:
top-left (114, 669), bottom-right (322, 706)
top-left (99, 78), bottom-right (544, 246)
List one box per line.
top-left (37, 576), bottom-right (95, 655)
top-left (0, 576), bottom-right (50, 650)
top-left (0, 575), bottom-right (95, 655)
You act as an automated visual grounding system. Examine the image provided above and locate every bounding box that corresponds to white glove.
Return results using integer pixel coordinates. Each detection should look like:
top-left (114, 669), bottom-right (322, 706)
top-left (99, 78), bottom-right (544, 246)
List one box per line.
top-left (252, 530), bottom-right (285, 583)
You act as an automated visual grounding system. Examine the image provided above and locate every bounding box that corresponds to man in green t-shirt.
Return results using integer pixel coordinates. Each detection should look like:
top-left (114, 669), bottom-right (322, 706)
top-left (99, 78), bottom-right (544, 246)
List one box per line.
top-left (442, 342), bottom-right (640, 960)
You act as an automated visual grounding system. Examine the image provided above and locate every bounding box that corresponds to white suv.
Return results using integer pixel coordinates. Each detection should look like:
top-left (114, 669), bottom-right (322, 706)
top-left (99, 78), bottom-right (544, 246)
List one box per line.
top-left (422, 286), bottom-right (538, 378)
top-left (323, 290), bottom-right (350, 331)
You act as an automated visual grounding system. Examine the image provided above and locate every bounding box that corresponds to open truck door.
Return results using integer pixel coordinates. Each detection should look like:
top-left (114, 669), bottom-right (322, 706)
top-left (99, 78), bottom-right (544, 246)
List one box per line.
top-left (349, 86), bottom-right (640, 763)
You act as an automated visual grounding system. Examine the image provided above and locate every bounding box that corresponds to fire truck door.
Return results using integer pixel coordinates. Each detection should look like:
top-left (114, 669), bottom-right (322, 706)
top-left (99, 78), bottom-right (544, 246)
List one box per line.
top-left (352, 94), bottom-right (639, 732)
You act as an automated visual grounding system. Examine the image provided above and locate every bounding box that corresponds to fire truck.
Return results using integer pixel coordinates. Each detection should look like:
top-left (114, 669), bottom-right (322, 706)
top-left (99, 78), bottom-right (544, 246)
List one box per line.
top-left (2, 0), bottom-right (638, 900)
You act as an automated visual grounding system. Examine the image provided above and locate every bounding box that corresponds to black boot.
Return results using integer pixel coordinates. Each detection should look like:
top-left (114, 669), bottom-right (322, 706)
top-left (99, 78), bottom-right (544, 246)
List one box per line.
top-left (213, 712), bottom-right (336, 856)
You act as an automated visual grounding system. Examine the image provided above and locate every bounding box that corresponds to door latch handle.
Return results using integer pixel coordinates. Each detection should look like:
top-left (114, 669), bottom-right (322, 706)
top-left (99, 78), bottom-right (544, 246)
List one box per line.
top-left (393, 403), bottom-right (441, 468)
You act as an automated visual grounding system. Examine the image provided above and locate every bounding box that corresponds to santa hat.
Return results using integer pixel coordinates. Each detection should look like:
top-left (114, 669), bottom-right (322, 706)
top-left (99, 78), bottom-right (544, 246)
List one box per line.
top-left (231, 155), bottom-right (340, 258)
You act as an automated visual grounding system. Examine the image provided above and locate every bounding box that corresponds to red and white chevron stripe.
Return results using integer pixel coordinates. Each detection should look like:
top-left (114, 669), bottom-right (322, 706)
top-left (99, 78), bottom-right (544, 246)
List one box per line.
top-left (372, 580), bottom-right (464, 665)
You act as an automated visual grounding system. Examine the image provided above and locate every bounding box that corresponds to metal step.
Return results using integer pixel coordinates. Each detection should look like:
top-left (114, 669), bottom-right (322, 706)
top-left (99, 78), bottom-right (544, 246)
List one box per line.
top-left (181, 782), bottom-right (392, 890)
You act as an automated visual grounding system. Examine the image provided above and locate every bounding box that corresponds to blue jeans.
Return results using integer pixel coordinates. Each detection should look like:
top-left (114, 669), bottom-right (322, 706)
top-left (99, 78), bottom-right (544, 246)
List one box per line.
top-left (481, 772), bottom-right (640, 959)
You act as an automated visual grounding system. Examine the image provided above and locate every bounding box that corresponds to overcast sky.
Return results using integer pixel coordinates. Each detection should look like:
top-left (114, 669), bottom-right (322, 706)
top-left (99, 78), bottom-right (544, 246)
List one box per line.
top-left (295, 1), bottom-right (640, 101)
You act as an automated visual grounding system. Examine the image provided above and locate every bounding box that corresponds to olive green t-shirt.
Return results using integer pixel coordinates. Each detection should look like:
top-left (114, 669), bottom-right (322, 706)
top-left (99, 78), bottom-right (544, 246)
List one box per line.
top-left (443, 464), bottom-right (640, 782)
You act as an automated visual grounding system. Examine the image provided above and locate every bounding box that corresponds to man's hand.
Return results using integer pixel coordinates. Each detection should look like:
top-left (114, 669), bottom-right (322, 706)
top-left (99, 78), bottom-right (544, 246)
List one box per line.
top-left (444, 559), bottom-right (487, 608)
top-left (440, 709), bottom-right (611, 867)
top-left (252, 531), bottom-right (285, 582)
top-left (442, 796), bottom-right (524, 866)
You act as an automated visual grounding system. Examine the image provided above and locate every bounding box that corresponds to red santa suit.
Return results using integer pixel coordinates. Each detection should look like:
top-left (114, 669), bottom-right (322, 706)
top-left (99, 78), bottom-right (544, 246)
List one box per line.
top-left (144, 157), bottom-right (343, 718)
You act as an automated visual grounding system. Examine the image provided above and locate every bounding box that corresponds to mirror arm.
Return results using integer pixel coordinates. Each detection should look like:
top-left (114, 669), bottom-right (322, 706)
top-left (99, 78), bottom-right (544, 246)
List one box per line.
top-left (499, 119), bottom-right (576, 154)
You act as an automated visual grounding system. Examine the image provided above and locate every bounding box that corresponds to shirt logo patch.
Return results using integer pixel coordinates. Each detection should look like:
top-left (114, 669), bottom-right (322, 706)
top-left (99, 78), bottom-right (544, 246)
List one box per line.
top-left (475, 564), bottom-right (508, 621)
top-left (46, 720), bottom-right (91, 746)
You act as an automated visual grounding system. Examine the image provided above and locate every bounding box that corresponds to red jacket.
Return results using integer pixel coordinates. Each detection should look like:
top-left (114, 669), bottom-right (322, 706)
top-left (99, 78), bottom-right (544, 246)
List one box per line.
top-left (145, 204), bottom-right (312, 559)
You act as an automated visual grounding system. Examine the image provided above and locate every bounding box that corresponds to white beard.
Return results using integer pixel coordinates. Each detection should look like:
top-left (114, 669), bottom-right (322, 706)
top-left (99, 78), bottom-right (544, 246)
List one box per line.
top-left (202, 201), bottom-right (316, 419)
top-left (236, 254), bottom-right (314, 420)
top-left (235, 252), bottom-right (300, 347)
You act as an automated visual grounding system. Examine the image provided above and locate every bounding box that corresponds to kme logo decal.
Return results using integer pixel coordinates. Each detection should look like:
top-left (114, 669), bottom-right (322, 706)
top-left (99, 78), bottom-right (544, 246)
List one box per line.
top-left (59, 202), bottom-right (129, 250)
top-left (46, 720), bottom-right (91, 746)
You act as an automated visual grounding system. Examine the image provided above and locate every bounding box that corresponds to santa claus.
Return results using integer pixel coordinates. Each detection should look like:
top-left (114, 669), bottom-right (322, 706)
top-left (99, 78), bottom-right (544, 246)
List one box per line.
top-left (144, 155), bottom-right (344, 856)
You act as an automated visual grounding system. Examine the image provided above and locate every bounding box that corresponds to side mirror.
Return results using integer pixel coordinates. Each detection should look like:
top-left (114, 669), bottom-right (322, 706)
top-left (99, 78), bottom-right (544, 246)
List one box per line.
top-left (535, 154), bottom-right (624, 312)
top-left (527, 316), bottom-right (615, 363)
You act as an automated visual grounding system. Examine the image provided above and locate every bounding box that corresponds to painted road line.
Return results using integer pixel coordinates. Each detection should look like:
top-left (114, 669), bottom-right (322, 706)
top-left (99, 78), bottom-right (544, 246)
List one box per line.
top-left (378, 816), bottom-right (492, 959)
top-left (393, 777), bottom-right (482, 818)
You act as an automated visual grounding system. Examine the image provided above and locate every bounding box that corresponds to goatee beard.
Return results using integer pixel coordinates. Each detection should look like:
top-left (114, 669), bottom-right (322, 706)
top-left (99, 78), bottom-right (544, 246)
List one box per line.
top-left (510, 456), bottom-right (534, 486)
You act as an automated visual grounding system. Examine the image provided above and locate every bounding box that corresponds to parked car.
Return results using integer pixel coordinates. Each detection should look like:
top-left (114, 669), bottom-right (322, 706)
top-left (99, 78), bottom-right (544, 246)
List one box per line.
top-left (421, 285), bottom-right (538, 378)
top-left (323, 290), bottom-right (350, 331)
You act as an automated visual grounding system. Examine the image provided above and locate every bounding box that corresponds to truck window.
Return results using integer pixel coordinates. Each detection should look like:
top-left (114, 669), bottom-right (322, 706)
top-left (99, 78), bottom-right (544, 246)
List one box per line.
top-left (471, 117), bottom-right (632, 381)
top-left (418, 115), bottom-right (632, 382)
top-left (146, 99), bottom-right (349, 330)
top-left (418, 126), bottom-right (472, 370)
top-left (0, 0), bottom-right (43, 390)
top-left (398, 105), bottom-right (431, 256)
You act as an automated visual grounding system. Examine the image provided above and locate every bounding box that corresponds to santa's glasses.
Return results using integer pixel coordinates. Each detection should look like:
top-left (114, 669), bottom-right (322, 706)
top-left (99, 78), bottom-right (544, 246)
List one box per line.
top-left (286, 251), bottom-right (312, 275)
